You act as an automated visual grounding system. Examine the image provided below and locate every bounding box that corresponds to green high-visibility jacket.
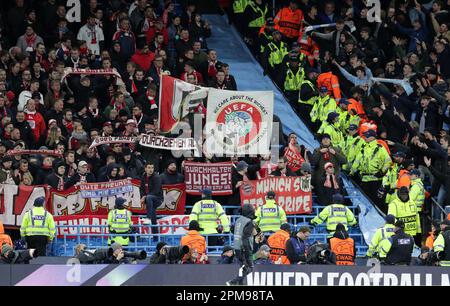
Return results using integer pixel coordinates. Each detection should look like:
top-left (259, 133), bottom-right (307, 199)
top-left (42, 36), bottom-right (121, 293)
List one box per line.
top-left (20, 207), bottom-right (56, 239)
top-left (366, 224), bottom-right (396, 257)
top-left (255, 199), bottom-right (287, 233)
top-left (311, 204), bottom-right (357, 234)
top-left (388, 198), bottom-right (418, 236)
top-left (350, 140), bottom-right (392, 182)
top-left (189, 199), bottom-right (230, 234)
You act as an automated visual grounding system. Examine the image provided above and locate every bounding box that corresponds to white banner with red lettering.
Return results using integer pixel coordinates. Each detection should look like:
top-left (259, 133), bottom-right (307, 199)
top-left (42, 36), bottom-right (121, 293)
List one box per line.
top-left (53, 215), bottom-right (191, 238)
top-left (239, 176), bottom-right (313, 214)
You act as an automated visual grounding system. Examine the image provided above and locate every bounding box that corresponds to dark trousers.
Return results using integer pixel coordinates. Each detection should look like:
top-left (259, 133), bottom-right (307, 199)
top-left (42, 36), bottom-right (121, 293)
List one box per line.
top-left (146, 195), bottom-right (162, 234)
top-left (25, 235), bottom-right (48, 256)
top-left (228, 250), bottom-right (253, 285)
top-left (361, 180), bottom-right (386, 213)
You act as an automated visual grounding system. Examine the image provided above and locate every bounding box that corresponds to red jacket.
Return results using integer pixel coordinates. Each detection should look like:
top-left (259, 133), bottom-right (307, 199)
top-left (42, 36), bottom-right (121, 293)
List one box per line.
top-left (131, 51), bottom-right (155, 72)
top-left (24, 110), bottom-right (46, 142)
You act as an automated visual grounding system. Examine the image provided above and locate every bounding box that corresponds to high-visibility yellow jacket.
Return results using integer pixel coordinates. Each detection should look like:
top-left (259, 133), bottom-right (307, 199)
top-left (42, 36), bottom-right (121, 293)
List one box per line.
top-left (189, 199), bottom-right (230, 234)
top-left (20, 207), bottom-right (56, 239)
top-left (255, 199), bottom-right (287, 233)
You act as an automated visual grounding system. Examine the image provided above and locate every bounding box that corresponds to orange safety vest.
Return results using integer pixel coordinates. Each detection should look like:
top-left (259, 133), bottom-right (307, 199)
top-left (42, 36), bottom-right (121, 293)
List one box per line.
top-left (425, 232), bottom-right (435, 250)
top-left (0, 221), bottom-right (13, 247)
top-left (397, 169), bottom-right (411, 189)
top-left (274, 7), bottom-right (304, 39)
top-left (347, 98), bottom-right (365, 117)
top-left (317, 72), bottom-right (341, 100)
top-left (267, 230), bottom-right (291, 264)
top-left (180, 230), bottom-right (207, 256)
top-left (330, 237), bottom-right (355, 265)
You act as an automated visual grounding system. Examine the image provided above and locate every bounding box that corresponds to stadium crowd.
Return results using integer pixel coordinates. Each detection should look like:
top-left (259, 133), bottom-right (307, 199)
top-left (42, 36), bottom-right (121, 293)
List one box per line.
top-left (0, 0), bottom-right (450, 268)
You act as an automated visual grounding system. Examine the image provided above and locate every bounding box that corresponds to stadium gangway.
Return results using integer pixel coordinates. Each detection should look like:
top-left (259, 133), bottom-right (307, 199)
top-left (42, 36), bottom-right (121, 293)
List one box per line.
top-left (53, 224), bottom-right (368, 257)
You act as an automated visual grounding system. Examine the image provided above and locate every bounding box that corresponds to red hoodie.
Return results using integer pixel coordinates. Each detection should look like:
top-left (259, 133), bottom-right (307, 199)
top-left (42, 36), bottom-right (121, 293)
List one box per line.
top-left (131, 50), bottom-right (155, 72)
top-left (24, 109), bottom-right (46, 142)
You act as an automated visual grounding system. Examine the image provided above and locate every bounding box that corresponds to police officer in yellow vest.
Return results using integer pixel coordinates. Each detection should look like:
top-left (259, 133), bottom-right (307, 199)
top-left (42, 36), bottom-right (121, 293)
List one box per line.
top-left (232, 0), bottom-right (249, 33)
top-left (342, 124), bottom-right (364, 172)
top-left (366, 214), bottom-right (396, 257)
top-left (388, 187), bottom-right (418, 237)
top-left (434, 219), bottom-right (450, 267)
top-left (278, 54), bottom-right (304, 104)
top-left (317, 111), bottom-right (344, 149)
top-left (310, 194), bottom-right (357, 237)
top-left (243, 0), bottom-right (269, 55)
top-left (258, 20), bottom-right (275, 55)
top-left (107, 197), bottom-right (132, 246)
top-left (189, 189), bottom-right (230, 246)
top-left (350, 129), bottom-right (392, 213)
top-left (380, 151), bottom-right (406, 205)
top-left (409, 169), bottom-right (425, 243)
top-left (255, 191), bottom-right (287, 234)
top-left (310, 86), bottom-right (337, 124)
top-left (296, 68), bottom-right (319, 127)
top-left (20, 196), bottom-right (56, 256)
top-left (262, 30), bottom-right (288, 78)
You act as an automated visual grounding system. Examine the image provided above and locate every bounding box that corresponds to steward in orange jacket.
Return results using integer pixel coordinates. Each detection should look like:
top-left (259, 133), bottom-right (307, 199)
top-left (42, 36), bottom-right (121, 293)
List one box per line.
top-left (0, 221), bottom-right (13, 247)
top-left (181, 221), bottom-right (207, 256)
top-left (317, 71), bottom-right (341, 100)
top-left (274, 1), bottom-right (304, 40)
top-left (330, 223), bottom-right (355, 265)
top-left (267, 223), bottom-right (291, 264)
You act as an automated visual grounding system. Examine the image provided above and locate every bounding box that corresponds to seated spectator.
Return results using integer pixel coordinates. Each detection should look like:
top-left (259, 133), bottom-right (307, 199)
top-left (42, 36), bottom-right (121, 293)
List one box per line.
top-left (254, 245), bottom-right (273, 265)
top-left (286, 226), bottom-right (310, 264)
top-left (217, 246), bottom-right (235, 264)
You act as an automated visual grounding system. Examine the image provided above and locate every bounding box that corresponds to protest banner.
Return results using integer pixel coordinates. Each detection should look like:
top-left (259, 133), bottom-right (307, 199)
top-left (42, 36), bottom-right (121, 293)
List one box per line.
top-left (139, 134), bottom-right (196, 151)
top-left (79, 179), bottom-right (134, 198)
top-left (240, 176), bottom-right (313, 214)
top-left (88, 136), bottom-right (138, 149)
top-left (183, 161), bottom-right (233, 195)
top-left (205, 88), bottom-right (274, 156)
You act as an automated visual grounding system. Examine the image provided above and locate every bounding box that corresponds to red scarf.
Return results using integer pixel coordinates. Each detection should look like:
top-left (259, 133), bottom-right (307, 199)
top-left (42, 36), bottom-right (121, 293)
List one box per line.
top-left (208, 61), bottom-right (217, 78)
top-left (25, 34), bottom-right (37, 48)
top-left (324, 174), bottom-right (339, 189)
top-left (146, 91), bottom-right (157, 109)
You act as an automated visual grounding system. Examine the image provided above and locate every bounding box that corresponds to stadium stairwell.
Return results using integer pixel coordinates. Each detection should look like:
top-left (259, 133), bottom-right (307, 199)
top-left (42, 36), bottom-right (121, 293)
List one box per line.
top-left (204, 14), bottom-right (385, 249)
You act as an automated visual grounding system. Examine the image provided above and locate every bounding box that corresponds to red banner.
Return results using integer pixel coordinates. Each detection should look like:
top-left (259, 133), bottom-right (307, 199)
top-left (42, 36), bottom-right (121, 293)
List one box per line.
top-left (284, 142), bottom-right (305, 172)
top-left (156, 183), bottom-right (187, 215)
top-left (1, 181), bottom-right (187, 227)
top-left (184, 161), bottom-right (233, 195)
top-left (240, 176), bottom-right (313, 214)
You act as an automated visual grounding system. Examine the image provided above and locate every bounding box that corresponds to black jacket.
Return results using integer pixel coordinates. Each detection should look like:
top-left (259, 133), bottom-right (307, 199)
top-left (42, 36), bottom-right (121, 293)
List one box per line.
top-left (385, 230), bottom-right (414, 265)
top-left (140, 173), bottom-right (163, 198)
top-left (286, 237), bottom-right (308, 264)
top-left (160, 170), bottom-right (184, 185)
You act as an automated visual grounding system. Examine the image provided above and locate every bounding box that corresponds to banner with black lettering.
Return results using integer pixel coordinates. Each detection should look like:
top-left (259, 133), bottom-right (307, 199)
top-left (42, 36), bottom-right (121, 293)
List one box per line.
top-left (183, 161), bottom-right (233, 195)
top-left (139, 134), bottom-right (197, 151)
top-left (240, 176), bottom-right (312, 214)
top-left (89, 136), bottom-right (138, 149)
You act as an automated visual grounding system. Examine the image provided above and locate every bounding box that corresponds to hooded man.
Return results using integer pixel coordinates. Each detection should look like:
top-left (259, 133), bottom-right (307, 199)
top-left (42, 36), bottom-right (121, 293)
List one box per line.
top-left (98, 163), bottom-right (120, 182)
top-left (44, 160), bottom-right (67, 190)
top-left (227, 204), bottom-right (257, 286)
top-left (160, 159), bottom-right (184, 185)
